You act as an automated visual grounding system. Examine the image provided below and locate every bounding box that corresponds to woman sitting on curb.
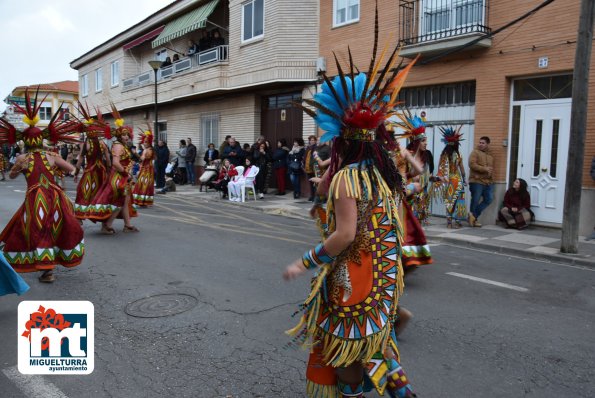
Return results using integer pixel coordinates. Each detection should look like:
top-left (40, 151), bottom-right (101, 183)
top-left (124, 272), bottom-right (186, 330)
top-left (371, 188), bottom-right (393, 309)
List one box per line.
top-left (498, 178), bottom-right (534, 230)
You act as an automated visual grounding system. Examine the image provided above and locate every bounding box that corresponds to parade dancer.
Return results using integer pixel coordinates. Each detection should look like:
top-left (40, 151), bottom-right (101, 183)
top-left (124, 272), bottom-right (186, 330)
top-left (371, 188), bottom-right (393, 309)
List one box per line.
top-left (0, 88), bottom-right (84, 283)
top-left (132, 127), bottom-right (155, 207)
top-left (85, 104), bottom-right (138, 233)
top-left (283, 11), bottom-right (416, 396)
top-left (433, 126), bottom-right (467, 228)
top-left (73, 103), bottom-right (112, 219)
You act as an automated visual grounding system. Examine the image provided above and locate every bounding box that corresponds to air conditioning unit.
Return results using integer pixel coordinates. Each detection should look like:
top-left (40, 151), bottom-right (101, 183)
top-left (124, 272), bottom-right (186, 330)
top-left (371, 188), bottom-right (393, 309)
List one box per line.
top-left (316, 56), bottom-right (326, 73)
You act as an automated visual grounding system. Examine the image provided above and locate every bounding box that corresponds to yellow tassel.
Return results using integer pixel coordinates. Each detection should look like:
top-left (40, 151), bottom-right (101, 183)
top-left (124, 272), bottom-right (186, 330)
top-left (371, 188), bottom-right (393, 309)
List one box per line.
top-left (84, 118), bottom-right (95, 125)
top-left (115, 118), bottom-right (124, 127)
top-left (22, 115), bottom-right (39, 127)
top-left (307, 380), bottom-right (339, 398)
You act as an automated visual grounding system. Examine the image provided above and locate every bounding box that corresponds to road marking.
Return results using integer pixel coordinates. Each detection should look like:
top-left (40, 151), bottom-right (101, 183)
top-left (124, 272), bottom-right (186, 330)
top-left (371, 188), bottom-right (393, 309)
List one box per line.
top-left (446, 272), bottom-right (529, 292)
top-left (2, 366), bottom-right (69, 398)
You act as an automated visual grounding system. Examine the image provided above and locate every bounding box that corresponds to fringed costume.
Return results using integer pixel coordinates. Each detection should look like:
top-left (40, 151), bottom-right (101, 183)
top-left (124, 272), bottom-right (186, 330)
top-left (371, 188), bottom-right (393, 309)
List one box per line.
top-left (132, 128), bottom-right (155, 207)
top-left (0, 88), bottom-right (84, 276)
top-left (433, 126), bottom-right (467, 227)
top-left (73, 103), bottom-right (111, 219)
top-left (288, 7), bottom-right (416, 396)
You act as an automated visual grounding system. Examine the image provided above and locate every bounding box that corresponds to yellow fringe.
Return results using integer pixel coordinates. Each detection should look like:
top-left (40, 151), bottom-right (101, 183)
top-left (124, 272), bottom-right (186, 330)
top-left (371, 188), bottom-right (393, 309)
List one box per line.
top-left (320, 325), bottom-right (392, 368)
top-left (307, 380), bottom-right (339, 398)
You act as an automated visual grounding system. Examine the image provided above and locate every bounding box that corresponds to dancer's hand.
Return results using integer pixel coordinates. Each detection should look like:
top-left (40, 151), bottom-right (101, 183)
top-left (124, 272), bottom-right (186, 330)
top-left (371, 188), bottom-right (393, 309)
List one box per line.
top-left (283, 259), bottom-right (307, 280)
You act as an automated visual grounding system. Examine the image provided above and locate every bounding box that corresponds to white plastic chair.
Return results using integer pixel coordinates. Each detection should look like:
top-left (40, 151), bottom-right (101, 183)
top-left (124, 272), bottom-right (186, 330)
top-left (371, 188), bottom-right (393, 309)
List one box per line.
top-left (241, 166), bottom-right (259, 202)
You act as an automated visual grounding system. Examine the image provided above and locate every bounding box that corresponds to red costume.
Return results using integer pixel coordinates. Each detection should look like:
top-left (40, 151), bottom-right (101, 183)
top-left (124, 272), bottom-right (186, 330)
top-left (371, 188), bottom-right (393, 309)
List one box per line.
top-left (132, 128), bottom-right (155, 207)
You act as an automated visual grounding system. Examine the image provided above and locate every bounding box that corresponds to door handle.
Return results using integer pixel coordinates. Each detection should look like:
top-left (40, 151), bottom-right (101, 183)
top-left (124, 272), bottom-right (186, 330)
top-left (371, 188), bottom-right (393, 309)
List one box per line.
top-left (541, 167), bottom-right (548, 172)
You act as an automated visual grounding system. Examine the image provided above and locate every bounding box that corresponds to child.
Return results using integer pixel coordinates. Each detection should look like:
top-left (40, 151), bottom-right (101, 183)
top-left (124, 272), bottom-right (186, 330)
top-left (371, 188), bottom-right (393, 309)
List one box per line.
top-left (157, 172), bottom-right (176, 194)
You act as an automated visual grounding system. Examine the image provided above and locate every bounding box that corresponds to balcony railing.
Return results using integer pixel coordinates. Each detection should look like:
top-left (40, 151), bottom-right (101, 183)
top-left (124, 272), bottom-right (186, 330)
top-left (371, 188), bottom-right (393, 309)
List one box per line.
top-left (122, 45), bottom-right (229, 92)
top-left (399, 0), bottom-right (490, 46)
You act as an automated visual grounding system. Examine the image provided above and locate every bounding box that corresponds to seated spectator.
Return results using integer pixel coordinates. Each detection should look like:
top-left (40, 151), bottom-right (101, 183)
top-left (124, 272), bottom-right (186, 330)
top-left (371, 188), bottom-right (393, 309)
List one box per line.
top-left (187, 39), bottom-right (199, 56)
top-left (172, 54), bottom-right (180, 62)
top-left (161, 57), bottom-right (172, 68)
top-left (498, 178), bottom-right (533, 230)
top-left (211, 158), bottom-right (237, 199)
top-left (157, 172), bottom-right (177, 194)
top-left (204, 143), bottom-right (219, 165)
top-left (228, 157), bottom-right (256, 202)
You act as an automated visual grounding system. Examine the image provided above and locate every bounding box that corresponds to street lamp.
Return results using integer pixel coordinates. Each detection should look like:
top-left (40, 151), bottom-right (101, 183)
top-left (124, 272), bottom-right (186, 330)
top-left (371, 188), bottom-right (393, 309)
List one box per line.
top-left (148, 60), bottom-right (163, 147)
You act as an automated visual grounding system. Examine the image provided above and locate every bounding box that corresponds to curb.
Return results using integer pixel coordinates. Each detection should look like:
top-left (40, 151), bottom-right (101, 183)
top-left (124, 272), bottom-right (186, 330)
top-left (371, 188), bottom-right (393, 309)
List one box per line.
top-left (429, 235), bottom-right (595, 268)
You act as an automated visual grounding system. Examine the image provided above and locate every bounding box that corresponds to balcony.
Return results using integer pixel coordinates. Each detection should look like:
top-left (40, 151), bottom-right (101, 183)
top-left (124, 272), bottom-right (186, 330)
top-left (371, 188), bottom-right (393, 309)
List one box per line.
top-left (399, 0), bottom-right (491, 58)
top-left (122, 45), bottom-right (229, 92)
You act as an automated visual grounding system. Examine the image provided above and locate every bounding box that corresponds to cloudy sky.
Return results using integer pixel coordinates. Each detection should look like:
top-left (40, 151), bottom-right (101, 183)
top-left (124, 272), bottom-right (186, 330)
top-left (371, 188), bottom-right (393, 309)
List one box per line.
top-left (0, 0), bottom-right (172, 112)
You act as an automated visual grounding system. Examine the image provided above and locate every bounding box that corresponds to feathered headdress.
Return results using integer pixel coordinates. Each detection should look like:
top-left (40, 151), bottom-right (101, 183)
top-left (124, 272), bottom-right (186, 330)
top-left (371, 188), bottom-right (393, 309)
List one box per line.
top-left (138, 124), bottom-right (154, 146)
top-left (394, 109), bottom-right (427, 141)
top-left (75, 101), bottom-right (110, 138)
top-left (297, 3), bottom-right (418, 145)
top-left (0, 87), bottom-right (79, 149)
top-left (109, 102), bottom-right (132, 140)
top-left (440, 125), bottom-right (464, 145)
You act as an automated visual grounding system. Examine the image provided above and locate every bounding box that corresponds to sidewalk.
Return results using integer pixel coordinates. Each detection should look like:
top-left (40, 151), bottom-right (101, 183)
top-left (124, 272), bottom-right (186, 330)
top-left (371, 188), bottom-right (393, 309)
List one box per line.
top-left (169, 185), bottom-right (595, 268)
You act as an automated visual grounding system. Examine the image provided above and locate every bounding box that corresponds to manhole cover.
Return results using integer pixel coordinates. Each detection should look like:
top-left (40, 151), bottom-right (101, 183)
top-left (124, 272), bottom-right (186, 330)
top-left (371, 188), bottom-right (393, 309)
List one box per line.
top-left (125, 293), bottom-right (198, 318)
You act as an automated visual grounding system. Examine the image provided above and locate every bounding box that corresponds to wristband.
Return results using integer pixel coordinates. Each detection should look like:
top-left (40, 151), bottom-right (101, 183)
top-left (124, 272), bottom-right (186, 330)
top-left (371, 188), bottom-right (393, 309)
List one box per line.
top-left (302, 242), bottom-right (335, 269)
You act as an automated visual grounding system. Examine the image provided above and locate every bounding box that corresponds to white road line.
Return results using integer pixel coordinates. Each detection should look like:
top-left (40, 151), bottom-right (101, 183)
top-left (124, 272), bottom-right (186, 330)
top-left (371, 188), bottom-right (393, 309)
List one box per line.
top-left (2, 366), bottom-right (68, 398)
top-left (446, 272), bottom-right (529, 292)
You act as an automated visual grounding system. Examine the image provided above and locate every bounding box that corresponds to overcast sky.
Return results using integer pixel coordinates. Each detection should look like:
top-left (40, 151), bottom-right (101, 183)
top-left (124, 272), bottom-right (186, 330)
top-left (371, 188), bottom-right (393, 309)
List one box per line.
top-left (0, 0), bottom-right (172, 112)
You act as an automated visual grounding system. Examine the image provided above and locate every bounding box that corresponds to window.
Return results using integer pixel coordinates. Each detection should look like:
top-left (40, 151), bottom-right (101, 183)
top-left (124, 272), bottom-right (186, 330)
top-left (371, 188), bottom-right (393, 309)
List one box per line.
top-left (513, 75), bottom-right (573, 101)
top-left (334, 0), bottom-right (360, 27)
top-left (242, 0), bottom-right (264, 42)
top-left (60, 104), bottom-right (70, 121)
top-left (111, 61), bottom-right (119, 87)
top-left (201, 115), bottom-right (219, 150)
top-left (95, 68), bottom-right (102, 92)
top-left (39, 107), bottom-right (52, 120)
top-left (397, 81), bottom-right (476, 107)
top-left (81, 74), bottom-right (88, 97)
top-left (155, 49), bottom-right (167, 62)
top-left (422, 0), bottom-right (485, 38)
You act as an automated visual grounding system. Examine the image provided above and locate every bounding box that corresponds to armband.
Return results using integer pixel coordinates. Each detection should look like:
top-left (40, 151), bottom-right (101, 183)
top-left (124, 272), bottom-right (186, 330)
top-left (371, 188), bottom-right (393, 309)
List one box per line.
top-left (302, 242), bottom-right (335, 269)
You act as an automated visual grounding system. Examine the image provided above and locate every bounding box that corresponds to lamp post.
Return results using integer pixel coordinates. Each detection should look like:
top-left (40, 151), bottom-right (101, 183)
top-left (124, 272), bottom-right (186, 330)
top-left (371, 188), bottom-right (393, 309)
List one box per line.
top-left (148, 60), bottom-right (163, 148)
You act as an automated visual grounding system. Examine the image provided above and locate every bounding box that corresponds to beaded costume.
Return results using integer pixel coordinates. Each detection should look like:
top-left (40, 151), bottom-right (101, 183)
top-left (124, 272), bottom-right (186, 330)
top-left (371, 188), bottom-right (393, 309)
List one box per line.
top-left (132, 128), bottom-right (155, 207)
top-left (0, 88), bottom-right (84, 272)
top-left (288, 7), bottom-right (416, 397)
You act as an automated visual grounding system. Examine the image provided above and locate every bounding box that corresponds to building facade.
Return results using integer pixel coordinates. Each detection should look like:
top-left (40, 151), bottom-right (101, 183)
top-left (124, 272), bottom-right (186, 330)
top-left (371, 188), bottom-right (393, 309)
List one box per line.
top-left (70, 0), bottom-right (319, 174)
top-left (319, 0), bottom-right (595, 234)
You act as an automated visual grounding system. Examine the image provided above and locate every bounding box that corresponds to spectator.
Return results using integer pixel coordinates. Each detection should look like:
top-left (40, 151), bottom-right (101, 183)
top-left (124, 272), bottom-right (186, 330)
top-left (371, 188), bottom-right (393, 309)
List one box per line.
top-left (288, 138), bottom-right (305, 199)
top-left (199, 30), bottom-right (211, 51)
top-left (211, 30), bottom-right (225, 47)
top-left (155, 140), bottom-right (170, 189)
top-left (228, 157), bottom-right (255, 202)
top-left (223, 137), bottom-right (244, 166)
top-left (172, 54), bottom-right (180, 62)
top-left (498, 178), bottom-right (533, 230)
top-left (304, 135), bottom-right (318, 201)
top-left (157, 172), bottom-right (176, 194)
top-left (203, 143), bottom-right (219, 165)
top-left (272, 139), bottom-right (289, 195)
top-left (161, 56), bottom-right (172, 68)
top-left (468, 136), bottom-right (494, 227)
top-left (186, 137), bottom-right (197, 185)
top-left (243, 143), bottom-right (251, 153)
top-left (263, 140), bottom-right (274, 194)
top-left (219, 135), bottom-right (232, 156)
top-left (176, 140), bottom-right (188, 185)
top-left (211, 158), bottom-right (237, 199)
top-left (187, 39), bottom-right (199, 56)
top-left (60, 144), bottom-right (69, 162)
top-left (253, 142), bottom-right (271, 199)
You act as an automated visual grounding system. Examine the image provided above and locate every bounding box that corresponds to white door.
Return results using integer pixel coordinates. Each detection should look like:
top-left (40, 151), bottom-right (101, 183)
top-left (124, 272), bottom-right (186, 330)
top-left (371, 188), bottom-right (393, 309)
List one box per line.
top-left (519, 102), bottom-right (570, 223)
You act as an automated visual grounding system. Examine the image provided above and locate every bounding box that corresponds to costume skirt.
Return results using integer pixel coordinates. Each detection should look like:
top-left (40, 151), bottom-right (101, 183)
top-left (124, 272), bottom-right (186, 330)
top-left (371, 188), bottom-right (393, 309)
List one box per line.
top-left (400, 200), bottom-right (432, 268)
top-left (85, 169), bottom-right (137, 221)
top-left (74, 162), bottom-right (107, 219)
top-left (132, 164), bottom-right (155, 207)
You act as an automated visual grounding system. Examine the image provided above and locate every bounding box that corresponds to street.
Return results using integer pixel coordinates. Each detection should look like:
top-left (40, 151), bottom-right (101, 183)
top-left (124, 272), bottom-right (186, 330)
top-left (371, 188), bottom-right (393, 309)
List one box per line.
top-left (1, 177), bottom-right (594, 397)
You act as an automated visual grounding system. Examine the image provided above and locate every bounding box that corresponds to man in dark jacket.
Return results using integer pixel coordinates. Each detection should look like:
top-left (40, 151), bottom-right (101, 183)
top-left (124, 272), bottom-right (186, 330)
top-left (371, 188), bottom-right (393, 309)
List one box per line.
top-left (186, 138), bottom-right (197, 185)
top-left (222, 138), bottom-right (244, 166)
top-left (155, 140), bottom-right (170, 189)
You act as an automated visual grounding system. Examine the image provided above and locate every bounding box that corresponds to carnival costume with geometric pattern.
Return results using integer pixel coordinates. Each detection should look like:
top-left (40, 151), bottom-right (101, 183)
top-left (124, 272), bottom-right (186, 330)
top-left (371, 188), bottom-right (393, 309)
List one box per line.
top-left (288, 6), bottom-right (415, 397)
top-left (132, 127), bottom-right (155, 207)
top-left (73, 102), bottom-right (111, 219)
top-left (0, 88), bottom-right (85, 272)
top-left (84, 105), bottom-right (137, 221)
top-left (392, 112), bottom-right (432, 269)
top-left (433, 126), bottom-right (467, 224)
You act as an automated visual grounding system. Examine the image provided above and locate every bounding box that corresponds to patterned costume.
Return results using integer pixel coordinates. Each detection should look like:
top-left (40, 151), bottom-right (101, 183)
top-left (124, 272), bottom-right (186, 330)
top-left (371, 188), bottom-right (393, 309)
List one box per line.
top-left (0, 88), bottom-right (84, 275)
top-left (434, 126), bottom-right (467, 226)
top-left (73, 103), bottom-right (111, 219)
top-left (289, 10), bottom-right (416, 396)
top-left (132, 128), bottom-right (155, 207)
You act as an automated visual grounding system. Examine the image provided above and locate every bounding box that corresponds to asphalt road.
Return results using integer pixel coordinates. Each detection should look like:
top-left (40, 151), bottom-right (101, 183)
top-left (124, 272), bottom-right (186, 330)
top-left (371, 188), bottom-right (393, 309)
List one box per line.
top-left (1, 177), bottom-right (594, 398)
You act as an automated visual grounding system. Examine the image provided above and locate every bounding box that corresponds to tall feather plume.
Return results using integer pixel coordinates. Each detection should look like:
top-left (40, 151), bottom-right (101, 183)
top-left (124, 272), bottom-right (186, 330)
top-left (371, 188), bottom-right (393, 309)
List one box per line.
top-left (367, 40), bottom-right (400, 104)
top-left (348, 46), bottom-right (357, 101)
top-left (386, 55), bottom-right (419, 107)
top-left (362, 0), bottom-right (379, 99)
top-left (0, 117), bottom-right (18, 145)
top-left (366, 34), bottom-right (394, 101)
top-left (320, 72), bottom-right (347, 110)
top-left (303, 98), bottom-right (344, 123)
top-left (333, 51), bottom-right (351, 106)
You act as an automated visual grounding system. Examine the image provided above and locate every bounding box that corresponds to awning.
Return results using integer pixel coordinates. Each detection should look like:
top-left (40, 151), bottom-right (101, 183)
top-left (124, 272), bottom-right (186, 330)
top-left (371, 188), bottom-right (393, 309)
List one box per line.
top-left (151, 0), bottom-right (219, 48)
top-left (123, 26), bottom-right (165, 51)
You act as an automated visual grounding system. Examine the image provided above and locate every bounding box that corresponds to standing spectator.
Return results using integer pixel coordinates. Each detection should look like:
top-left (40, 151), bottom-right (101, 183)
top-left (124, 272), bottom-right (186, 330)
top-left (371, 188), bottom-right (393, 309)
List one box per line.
top-left (288, 138), bottom-right (305, 199)
top-left (273, 139), bottom-right (289, 195)
top-left (263, 140), bottom-right (273, 194)
top-left (198, 30), bottom-right (210, 51)
top-left (161, 56), bottom-right (172, 68)
top-left (219, 135), bottom-right (232, 157)
top-left (303, 135), bottom-right (318, 201)
top-left (203, 143), bottom-right (219, 165)
top-left (60, 144), bottom-right (69, 162)
top-left (223, 137), bottom-right (243, 166)
top-left (172, 54), bottom-right (180, 62)
top-left (253, 142), bottom-right (271, 199)
top-left (186, 137), bottom-right (197, 185)
top-left (186, 39), bottom-right (199, 56)
top-left (587, 156), bottom-right (595, 241)
top-left (211, 29), bottom-right (225, 46)
top-left (176, 140), bottom-right (188, 185)
top-left (155, 140), bottom-right (170, 189)
top-left (468, 136), bottom-right (494, 227)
